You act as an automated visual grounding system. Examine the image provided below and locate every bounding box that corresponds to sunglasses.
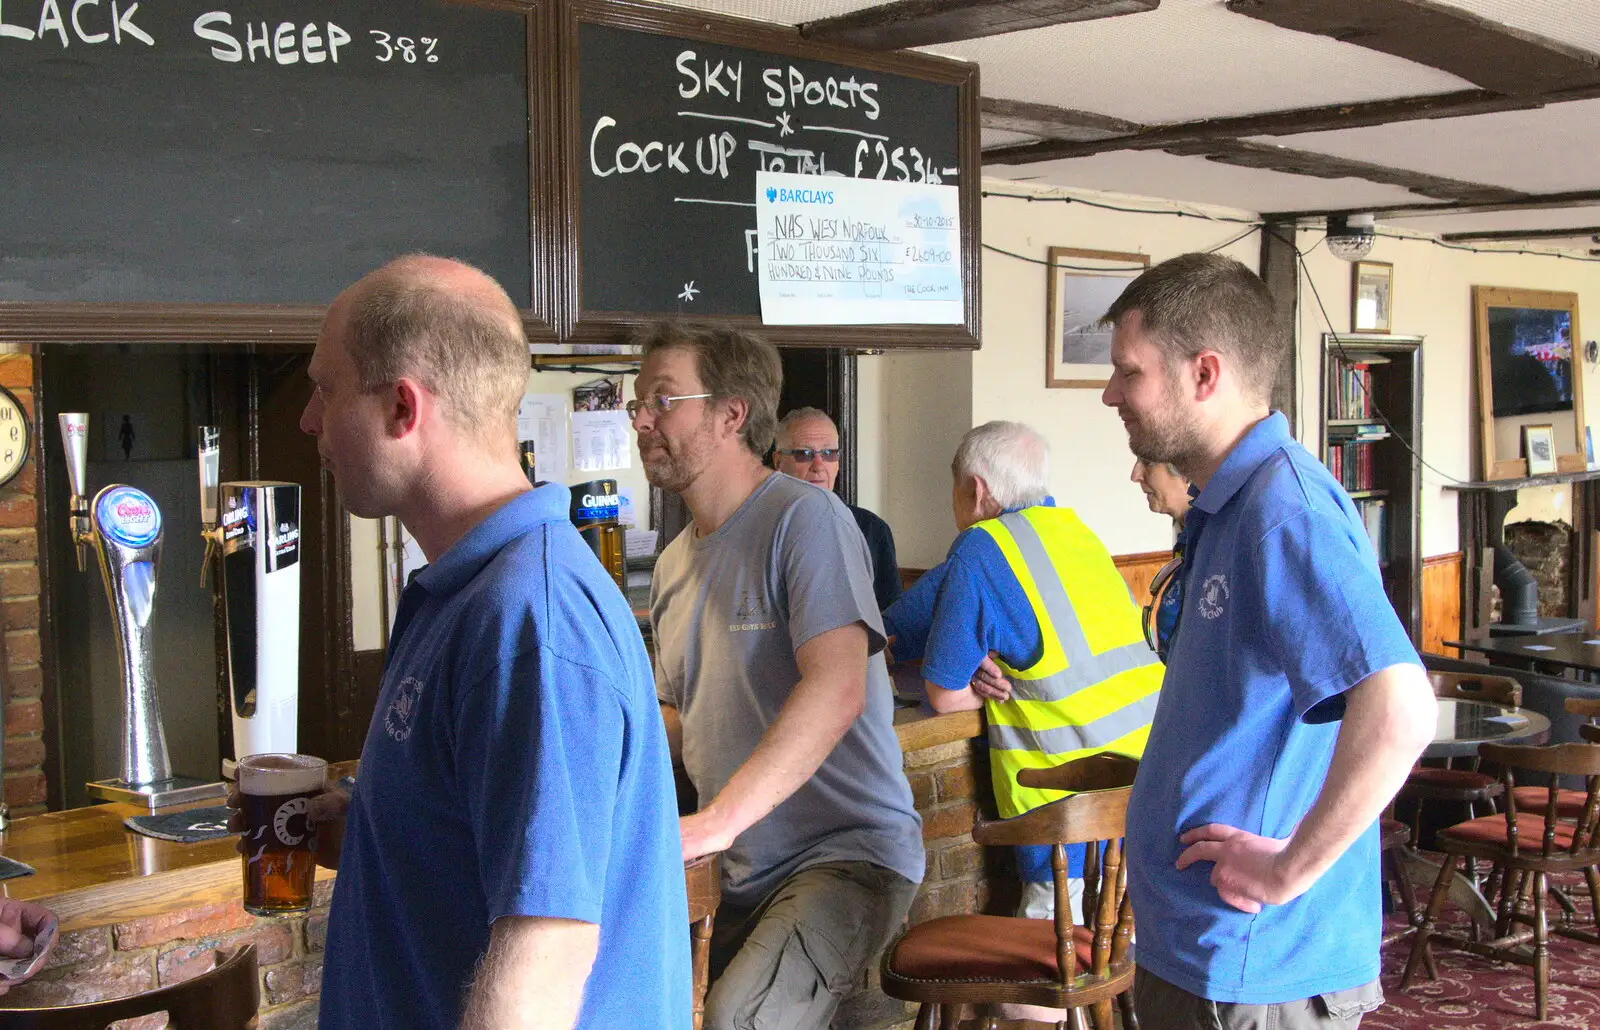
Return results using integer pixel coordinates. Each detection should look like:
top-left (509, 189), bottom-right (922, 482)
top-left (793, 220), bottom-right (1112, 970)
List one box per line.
top-left (1141, 553), bottom-right (1184, 662)
top-left (776, 448), bottom-right (841, 463)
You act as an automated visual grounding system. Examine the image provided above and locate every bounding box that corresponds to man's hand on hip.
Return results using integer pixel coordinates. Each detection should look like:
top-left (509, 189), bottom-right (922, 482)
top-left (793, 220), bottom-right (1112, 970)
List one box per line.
top-left (1175, 823), bottom-right (1300, 914)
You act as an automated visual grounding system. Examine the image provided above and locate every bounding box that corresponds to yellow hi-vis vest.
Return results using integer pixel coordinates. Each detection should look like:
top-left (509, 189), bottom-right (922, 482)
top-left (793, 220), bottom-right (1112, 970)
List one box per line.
top-left (974, 507), bottom-right (1163, 819)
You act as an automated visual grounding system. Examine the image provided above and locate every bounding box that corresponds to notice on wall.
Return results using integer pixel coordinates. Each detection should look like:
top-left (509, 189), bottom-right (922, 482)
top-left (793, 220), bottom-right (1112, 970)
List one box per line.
top-left (755, 171), bottom-right (961, 325)
top-left (518, 394), bottom-right (568, 484)
top-left (571, 410), bottom-right (632, 472)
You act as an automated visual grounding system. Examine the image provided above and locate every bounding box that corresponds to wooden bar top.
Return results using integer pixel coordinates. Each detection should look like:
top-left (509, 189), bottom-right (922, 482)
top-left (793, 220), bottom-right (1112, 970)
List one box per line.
top-left (0, 705), bottom-right (980, 935)
top-left (0, 761), bottom-right (356, 933)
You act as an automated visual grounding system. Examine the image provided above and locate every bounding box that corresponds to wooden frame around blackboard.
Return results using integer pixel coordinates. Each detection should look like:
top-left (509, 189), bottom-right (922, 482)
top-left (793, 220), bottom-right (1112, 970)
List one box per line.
top-left (0, 0), bottom-right (561, 350)
top-left (557, 0), bottom-right (982, 349)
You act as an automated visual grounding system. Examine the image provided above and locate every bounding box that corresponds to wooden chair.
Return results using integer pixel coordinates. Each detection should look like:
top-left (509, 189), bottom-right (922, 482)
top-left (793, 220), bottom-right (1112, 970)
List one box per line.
top-left (1401, 738), bottom-right (1600, 1020)
top-left (1510, 698), bottom-right (1600, 819)
top-left (0, 945), bottom-right (257, 1029)
top-left (880, 753), bottom-right (1138, 1030)
top-left (685, 853), bottom-right (721, 1030)
top-left (1397, 671), bottom-right (1523, 846)
top-left (1379, 816), bottom-right (1435, 977)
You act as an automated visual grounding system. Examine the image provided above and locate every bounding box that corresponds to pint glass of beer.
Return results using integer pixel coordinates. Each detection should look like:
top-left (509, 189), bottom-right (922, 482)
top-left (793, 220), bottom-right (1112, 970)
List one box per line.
top-left (239, 753), bottom-right (327, 916)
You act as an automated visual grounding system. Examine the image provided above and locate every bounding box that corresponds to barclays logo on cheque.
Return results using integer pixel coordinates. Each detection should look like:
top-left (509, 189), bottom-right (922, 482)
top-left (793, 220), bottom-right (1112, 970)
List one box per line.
top-left (766, 186), bottom-right (835, 204)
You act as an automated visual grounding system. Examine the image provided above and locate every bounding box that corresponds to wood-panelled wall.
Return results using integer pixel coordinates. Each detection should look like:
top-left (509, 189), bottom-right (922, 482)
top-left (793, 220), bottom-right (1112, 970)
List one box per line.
top-left (905, 549), bottom-right (1464, 655)
top-left (1421, 552), bottom-right (1463, 657)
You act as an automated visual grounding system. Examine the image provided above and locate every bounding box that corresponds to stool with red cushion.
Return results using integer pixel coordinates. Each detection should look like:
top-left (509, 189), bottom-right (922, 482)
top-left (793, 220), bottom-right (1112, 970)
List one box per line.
top-left (1401, 738), bottom-right (1600, 1021)
top-left (1397, 672), bottom-right (1522, 850)
top-left (881, 753), bottom-right (1138, 1030)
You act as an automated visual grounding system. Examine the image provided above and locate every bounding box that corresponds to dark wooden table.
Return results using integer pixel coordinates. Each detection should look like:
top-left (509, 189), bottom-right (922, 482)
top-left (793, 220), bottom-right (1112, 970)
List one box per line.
top-left (1447, 629), bottom-right (1600, 678)
top-left (1425, 697), bottom-right (1551, 758)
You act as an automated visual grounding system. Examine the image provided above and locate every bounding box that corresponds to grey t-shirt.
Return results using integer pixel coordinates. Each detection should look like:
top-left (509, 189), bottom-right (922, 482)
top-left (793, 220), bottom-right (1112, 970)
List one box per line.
top-left (652, 472), bottom-right (924, 908)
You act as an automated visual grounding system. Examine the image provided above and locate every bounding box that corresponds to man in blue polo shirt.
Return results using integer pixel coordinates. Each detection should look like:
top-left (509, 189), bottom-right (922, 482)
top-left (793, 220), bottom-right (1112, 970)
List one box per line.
top-left (302, 255), bottom-right (689, 1029)
top-left (1101, 252), bottom-right (1434, 1029)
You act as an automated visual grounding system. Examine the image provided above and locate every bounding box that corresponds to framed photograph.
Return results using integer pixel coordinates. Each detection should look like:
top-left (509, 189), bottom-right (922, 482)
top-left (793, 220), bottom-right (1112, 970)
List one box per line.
top-left (1351, 260), bottom-right (1393, 333)
top-left (1045, 247), bottom-right (1150, 388)
top-left (1524, 423), bottom-right (1558, 476)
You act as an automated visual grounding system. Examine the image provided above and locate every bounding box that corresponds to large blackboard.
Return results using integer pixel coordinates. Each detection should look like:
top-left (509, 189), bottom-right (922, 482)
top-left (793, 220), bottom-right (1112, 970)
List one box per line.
top-left (575, 16), bottom-right (971, 327)
top-left (0, 0), bottom-right (532, 305)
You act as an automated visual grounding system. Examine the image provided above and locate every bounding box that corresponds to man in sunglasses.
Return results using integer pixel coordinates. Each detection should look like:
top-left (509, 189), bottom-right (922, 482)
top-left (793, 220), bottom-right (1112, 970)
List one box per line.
top-left (633, 323), bottom-right (923, 1030)
top-left (1102, 253), bottom-right (1432, 1030)
top-left (772, 407), bottom-right (902, 611)
top-left (884, 420), bottom-right (1162, 935)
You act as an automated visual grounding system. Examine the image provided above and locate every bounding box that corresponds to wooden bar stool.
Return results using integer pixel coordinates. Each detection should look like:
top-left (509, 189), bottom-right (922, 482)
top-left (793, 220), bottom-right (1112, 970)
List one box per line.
top-left (685, 853), bottom-right (721, 1030)
top-left (880, 753), bottom-right (1138, 1030)
top-left (0, 944), bottom-right (257, 1029)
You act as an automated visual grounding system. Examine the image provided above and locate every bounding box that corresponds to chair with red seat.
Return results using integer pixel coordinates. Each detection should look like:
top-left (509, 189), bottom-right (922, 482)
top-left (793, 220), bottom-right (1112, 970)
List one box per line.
top-left (1510, 698), bottom-right (1600, 819)
top-left (1396, 670), bottom-right (1522, 848)
top-left (880, 752), bottom-right (1137, 1030)
top-left (1401, 738), bottom-right (1600, 1020)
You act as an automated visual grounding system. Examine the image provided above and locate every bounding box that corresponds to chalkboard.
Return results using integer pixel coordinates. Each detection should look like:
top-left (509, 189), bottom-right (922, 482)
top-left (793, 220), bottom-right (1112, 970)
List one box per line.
top-left (573, 9), bottom-right (976, 338)
top-left (0, 0), bottom-right (534, 306)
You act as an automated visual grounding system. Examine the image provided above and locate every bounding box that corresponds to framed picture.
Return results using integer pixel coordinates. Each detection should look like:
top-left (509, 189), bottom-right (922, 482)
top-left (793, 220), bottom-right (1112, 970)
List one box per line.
top-left (1587, 426), bottom-right (1597, 470)
top-left (1046, 247), bottom-right (1150, 388)
top-left (1351, 260), bottom-right (1393, 333)
top-left (1524, 423), bottom-right (1558, 476)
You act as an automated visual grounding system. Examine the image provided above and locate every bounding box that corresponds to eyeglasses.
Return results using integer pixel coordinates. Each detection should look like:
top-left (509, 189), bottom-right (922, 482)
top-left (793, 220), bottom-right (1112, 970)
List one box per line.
top-left (1141, 553), bottom-right (1184, 662)
top-left (775, 448), bottom-right (841, 463)
top-left (625, 393), bottom-right (712, 421)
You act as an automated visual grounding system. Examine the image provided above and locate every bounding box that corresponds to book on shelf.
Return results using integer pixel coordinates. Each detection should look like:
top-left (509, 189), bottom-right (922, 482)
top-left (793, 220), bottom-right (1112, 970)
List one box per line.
top-left (1328, 362), bottom-right (1374, 420)
top-left (1355, 497), bottom-right (1387, 562)
top-left (1324, 440), bottom-right (1377, 492)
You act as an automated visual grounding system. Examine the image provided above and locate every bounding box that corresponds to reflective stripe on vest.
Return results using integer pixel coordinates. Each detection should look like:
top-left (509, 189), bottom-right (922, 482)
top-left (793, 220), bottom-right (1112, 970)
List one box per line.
top-left (975, 508), bottom-right (1163, 817)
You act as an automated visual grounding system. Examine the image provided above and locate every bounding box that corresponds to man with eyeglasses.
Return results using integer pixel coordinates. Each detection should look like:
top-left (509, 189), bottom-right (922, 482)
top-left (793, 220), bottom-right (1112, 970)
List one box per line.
top-left (883, 420), bottom-right (1162, 944)
top-left (631, 323), bottom-right (923, 1030)
top-left (772, 407), bottom-right (902, 611)
top-left (1102, 253), bottom-right (1431, 1030)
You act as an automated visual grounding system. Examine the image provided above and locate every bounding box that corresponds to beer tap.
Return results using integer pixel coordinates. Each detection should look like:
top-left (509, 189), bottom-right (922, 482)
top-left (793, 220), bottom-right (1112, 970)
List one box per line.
top-left (58, 413), bottom-right (91, 572)
top-left (197, 426), bottom-right (221, 587)
top-left (57, 413), bottom-right (223, 809)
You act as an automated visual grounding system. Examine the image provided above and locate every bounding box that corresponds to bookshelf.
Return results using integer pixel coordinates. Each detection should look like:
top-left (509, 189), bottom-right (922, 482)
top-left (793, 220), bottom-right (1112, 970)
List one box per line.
top-left (1319, 333), bottom-right (1423, 643)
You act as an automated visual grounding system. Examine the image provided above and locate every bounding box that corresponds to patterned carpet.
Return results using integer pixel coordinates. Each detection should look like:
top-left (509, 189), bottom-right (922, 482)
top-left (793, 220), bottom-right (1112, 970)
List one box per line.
top-left (1374, 871), bottom-right (1600, 1029)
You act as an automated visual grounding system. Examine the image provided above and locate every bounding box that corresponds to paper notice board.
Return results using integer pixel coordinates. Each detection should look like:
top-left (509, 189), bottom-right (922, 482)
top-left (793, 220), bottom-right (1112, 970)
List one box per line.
top-left (755, 171), bottom-right (962, 326)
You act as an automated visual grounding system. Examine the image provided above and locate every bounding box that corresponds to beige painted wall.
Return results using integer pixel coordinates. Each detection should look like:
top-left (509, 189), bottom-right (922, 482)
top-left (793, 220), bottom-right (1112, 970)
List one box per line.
top-left (1295, 233), bottom-right (1600, 555)
top-left (857, 178), bottom-right (1600, 574)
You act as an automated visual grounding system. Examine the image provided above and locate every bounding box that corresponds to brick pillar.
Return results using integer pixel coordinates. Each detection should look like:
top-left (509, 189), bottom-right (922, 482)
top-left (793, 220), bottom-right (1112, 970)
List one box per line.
top-left (0, 351), bottom-right (47, 815)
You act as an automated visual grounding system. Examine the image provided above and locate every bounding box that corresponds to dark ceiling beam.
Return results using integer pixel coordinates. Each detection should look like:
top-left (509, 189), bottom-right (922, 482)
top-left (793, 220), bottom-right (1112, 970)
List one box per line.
top-left (1267, 188), bottom-right (1600, 223)
top-left (979, 97), bottom-right (1143, 142)
top-left (1225, 0), bottom-right (1600, 97)
top-left (1161, 139), bottom-right (1525, 205)
top-left (1440, 226), bottom-right (1600, 243)
top-left (798, 0), bottom-right (1155, 50)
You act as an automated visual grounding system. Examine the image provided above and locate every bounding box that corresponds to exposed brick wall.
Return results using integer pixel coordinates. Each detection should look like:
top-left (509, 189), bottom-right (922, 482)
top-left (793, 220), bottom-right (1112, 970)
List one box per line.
top-left (0, 879), bottom-right (333, 1028)
top-left (837, 734), bottom-right (1004, 1030)
top-left (0, 351), bottom-right (45, 816)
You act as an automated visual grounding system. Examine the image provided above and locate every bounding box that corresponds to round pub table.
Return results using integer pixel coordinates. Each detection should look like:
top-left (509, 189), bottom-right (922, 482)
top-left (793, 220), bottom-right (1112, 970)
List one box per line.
top-left (1425, 698), bottom-right (1551, 759)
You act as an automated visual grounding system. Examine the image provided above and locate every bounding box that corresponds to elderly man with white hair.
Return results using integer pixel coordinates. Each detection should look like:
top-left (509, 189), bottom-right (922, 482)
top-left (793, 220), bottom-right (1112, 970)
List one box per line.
top-left (884, 420), bottom-right (1162, 924)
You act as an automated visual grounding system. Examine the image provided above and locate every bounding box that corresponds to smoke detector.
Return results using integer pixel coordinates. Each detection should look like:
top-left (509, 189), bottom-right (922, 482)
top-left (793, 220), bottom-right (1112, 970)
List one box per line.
top-left (1326, 213), bottom-right (1376, 261)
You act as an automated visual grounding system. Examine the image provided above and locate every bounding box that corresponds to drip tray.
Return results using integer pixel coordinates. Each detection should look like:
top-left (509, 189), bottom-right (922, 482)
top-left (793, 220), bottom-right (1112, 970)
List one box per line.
top-left (86, 776), bottom-right (227, 811)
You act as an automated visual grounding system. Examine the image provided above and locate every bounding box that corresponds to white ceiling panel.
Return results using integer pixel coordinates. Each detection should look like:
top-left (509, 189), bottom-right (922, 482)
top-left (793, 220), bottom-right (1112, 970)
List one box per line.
top-left (915, 0), bottom-right (1472, 124)
top-left (986, 151), bottom-right (1432, 215)
top-left (1435, 0), bottom-right (1600, 58)
top-left (982, 128), bottom-right (1040, 148)
top-left (1382, 206), bottom-right (1600, 236)
top-left (1256, 98), bottom-right (1600, 195)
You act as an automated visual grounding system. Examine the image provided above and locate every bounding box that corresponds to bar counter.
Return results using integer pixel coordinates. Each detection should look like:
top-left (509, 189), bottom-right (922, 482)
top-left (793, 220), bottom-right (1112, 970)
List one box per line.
top-left (0, 715), bottom-right (991, 1028)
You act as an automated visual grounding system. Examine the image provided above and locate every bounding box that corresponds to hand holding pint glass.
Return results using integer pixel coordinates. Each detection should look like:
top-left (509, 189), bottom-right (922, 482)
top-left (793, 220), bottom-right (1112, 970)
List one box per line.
top-left (238, 753), bottom-right (326, 915)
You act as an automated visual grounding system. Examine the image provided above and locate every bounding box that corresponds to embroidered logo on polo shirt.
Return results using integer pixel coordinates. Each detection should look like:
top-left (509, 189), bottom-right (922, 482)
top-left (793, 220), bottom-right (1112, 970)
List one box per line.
top-left (1197, 573), bottom-right (1229, 620)
top-left (384, 677), bottom-right (425, 742)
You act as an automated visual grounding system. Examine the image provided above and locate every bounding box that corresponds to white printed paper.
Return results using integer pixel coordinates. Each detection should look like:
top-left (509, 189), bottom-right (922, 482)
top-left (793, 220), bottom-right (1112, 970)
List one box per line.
top-left (756, 171), bottom-right (962, 326)
top-left (617, 487), bottom-right (637, 527)
top-left (518, 394), bottom-right (568, 483)
top-left (571, 410), bottom-right (632, 472)
top-left (1522, 644), bottom-right (1556, 652)
top-left (626, 529), bottom-right (659, 558)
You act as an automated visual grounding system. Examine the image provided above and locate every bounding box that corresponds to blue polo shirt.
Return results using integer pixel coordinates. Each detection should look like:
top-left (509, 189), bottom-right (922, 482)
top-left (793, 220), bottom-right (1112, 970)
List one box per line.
top-left (1125, 412), bottom-right (1420, 1004)
top-left (321, 484), bottom-right (690, 1029)
top-left (884, 499), bottom-right (1084, 882)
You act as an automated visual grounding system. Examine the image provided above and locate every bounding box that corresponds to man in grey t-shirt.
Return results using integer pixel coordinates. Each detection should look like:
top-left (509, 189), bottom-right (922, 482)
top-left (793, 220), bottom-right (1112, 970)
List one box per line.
top-left (632, 323), bottom-right (923, 1030)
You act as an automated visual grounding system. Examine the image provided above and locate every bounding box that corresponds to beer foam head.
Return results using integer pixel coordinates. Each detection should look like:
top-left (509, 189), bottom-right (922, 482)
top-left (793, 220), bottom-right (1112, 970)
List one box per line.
top-left (238, 753), bottom-right (326, 795)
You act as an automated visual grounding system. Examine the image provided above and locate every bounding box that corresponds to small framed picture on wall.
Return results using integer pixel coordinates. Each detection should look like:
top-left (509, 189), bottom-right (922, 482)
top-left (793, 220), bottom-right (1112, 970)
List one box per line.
top-left (1351, 260), bottom-right (1393, 333)
top-left (1524, 423), bottom-right (1558, 476)
top-left (1045, 248), bottom-right (1150, 388)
